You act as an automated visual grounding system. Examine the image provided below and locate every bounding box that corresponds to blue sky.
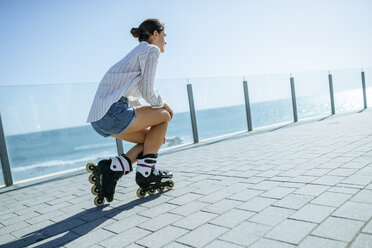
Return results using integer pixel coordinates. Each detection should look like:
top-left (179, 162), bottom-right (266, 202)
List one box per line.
top-left (0, 0), bottom-right (371, 135)
top-left (1, 0), bottom-right (372, 85)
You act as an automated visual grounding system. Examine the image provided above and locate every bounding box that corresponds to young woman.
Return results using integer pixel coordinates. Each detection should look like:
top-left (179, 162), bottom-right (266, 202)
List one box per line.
top-left (86, 19), bottom-right (174, 206)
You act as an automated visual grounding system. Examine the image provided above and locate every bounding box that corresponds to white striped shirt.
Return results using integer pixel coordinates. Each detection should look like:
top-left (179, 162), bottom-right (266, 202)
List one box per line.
top-left (87, 41), bottom-right (164, 123)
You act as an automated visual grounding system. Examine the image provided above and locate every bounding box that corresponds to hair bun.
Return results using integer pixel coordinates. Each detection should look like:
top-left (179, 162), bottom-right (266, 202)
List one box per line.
top-left (131, 27), bottom-right (141, 38)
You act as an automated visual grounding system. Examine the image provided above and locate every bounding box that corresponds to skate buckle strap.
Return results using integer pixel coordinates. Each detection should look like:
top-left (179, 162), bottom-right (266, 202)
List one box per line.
top-left (154, 169), bottom-right (168, 176)
top-left (116, 156), bottom-right (125, 177)
top-left (137, 163), bottom-right (155, 169)
top-left (158, 169), bottom-right (168, 175)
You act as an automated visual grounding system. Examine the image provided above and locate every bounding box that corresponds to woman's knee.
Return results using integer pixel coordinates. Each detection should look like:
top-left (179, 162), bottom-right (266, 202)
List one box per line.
top-left (161, 110), bottom-right (171, 123)
top-left (143, 127), bottom-right (150, 137)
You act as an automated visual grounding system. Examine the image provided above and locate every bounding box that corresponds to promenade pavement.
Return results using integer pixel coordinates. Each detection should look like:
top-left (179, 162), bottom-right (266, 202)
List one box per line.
top-left (1, 109), bottom-right (372, 248)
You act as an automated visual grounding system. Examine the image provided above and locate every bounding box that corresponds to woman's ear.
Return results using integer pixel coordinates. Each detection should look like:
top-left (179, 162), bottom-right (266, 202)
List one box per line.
top-left (152, 30), bottom-right (159, 40)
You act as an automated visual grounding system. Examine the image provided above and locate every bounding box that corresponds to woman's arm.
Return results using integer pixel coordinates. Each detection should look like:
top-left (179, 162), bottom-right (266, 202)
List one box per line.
top-left (163, 102), bottom-right (173, 119)
top-left (130, 99), bottom-right (142, 107)
top-left (140, 47), bottom-right (164, 108)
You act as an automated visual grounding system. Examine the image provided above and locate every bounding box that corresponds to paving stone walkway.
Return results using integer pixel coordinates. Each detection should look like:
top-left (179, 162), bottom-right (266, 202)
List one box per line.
top-left (1, 109), bottom-right (372, 248)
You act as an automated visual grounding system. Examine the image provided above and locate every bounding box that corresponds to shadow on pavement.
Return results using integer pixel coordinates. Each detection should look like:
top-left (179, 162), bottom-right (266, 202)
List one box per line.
top-left (0, 194), bottom-right (161, 248)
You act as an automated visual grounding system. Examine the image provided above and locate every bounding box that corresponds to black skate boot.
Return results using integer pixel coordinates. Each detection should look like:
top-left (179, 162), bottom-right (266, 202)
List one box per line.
top-left (87, 154), bottom-right (132, 206)
top-left (135, 154), bottom-right (174, 198)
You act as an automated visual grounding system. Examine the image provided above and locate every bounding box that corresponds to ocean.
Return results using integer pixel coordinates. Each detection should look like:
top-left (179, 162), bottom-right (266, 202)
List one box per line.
top-left (1, 88), bottom-right (369, 184)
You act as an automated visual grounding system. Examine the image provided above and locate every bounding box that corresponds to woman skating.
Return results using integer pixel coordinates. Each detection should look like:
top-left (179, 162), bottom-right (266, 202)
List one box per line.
top-left (86, 19), bottom-right (174, 206)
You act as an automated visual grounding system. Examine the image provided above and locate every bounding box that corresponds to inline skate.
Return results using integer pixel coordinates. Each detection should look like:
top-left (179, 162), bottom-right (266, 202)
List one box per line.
top-left (87, 155), bottom-right (132, 206)
top-left (135, 154), bottom-right (174, 198)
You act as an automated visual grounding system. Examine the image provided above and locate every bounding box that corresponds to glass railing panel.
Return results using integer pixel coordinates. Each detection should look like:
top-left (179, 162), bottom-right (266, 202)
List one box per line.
top-left (364, 67), bottom-right (372, 108)
top-left (0, 80), bottom-right (192, 182)
top-left (190, 76), bottom-right (246, 140)
top-left (0, 83), bottom-right (118, 182)
top-left (246, 73), bottom-right (293, 128)
top-left (155, 78), bottom-right (193, 146)
top-left (331, 68), bottom-right (364, 113)
top-left (292, 70), bottom-right (331, 119)
top-left (1, 68), bottom-right (370, 184)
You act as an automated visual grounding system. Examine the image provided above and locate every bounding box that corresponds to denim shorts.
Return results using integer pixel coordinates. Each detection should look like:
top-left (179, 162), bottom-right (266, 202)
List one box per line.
top-left (91, 97), bottom-right (137, 137)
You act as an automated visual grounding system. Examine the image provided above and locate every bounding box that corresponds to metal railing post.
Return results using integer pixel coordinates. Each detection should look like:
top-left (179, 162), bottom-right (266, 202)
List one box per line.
top-left (328, 72), bottom-right (336, 115)
top-left (243, 80), bottom-right (253, 131)
top-left (290, 75), bottom-right (298, 122)
top-left (187, 83), bottom-right (199, 143)
top-left (0, 113), bottom-right (13, 186)
top-left (115, 138), bottom-right (124, 156)
top-left (361, 70), bottom-right (368, 109)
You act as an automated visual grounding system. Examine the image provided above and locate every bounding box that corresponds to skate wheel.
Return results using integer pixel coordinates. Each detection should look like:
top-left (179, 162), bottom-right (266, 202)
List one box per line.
top-left (157, 186), bottom-right (165, 193)
top-left (136, 188), bottom-right (146, 198)
top-left (86, 162), bottom-right (96, 173)
top-left (91, 185), bottom-right (99, 196)
top-left (88, 174), bottom-right (97, 184)
top-left (147, 188), bottom-right (156, 195)
top-left (94, 196), bottom-right (105, 207)
top-left (166, 180), bottom-right (174, 190)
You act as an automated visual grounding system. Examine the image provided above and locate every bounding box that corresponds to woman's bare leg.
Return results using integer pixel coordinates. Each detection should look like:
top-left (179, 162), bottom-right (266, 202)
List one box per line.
top-left (112, 106), bottom-right (171, 155)
top-left (125, 143), bottom-right (144, 164)
top-left (113, 128), bottom-right (149, 144)
top-left (142, 122), bottom-right (168, 154)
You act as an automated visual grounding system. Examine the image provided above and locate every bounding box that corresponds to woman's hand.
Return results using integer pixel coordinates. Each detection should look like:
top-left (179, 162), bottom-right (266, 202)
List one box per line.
top-left (163, 103), bottom-right (173, 119)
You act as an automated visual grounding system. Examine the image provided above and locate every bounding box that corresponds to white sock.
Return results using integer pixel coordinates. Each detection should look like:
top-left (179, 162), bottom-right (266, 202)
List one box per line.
top-left (137, 155), bottom-right (157, 177)
top-left (110, 155), bottom-right (132, 175)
